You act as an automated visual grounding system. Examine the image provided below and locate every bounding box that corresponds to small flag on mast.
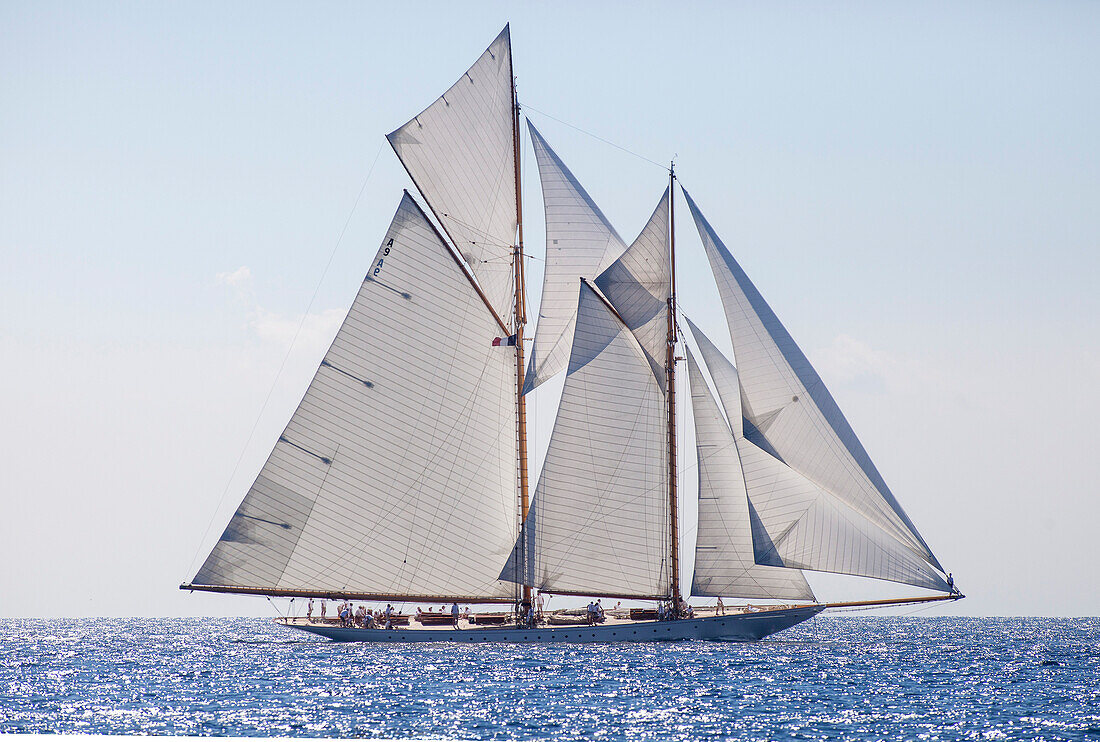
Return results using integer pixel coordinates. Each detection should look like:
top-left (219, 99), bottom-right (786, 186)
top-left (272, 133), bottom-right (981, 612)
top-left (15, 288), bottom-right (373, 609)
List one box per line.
top-left (492, 335), bottom-right (517, 347)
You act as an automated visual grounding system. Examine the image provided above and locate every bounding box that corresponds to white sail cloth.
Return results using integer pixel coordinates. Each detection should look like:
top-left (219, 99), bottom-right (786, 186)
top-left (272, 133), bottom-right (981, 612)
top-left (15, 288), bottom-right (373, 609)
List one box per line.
top-left (682, 188), bottom-right (944, 578)
top-left (685, 348), bottom-right (815, 600)
top-left (524, 122), bottom-right (627, 393)
top-left (502, 281), bottom-right (669, 597)
top-left (387, 25), bottom-right (518, 320)
top-left (594, 187), bottom-right (671, 389)
top-left (685, 317), bottom-right (742, 431)
top-left (736, 431), bottom-right (950, 590)
top-left (193, 194), bottom-right (519, 599)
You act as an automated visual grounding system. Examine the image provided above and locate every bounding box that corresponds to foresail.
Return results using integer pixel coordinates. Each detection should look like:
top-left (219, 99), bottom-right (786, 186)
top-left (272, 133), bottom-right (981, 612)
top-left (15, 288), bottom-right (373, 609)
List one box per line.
top-left (737, 434), bottom-right (950, 591)
top-left (192, 193), bottom-right (518, 599)
top-left (387, 25), bottom-right (517, 319)
top-left (501, 281), bottom-right (669, 598)
top-left (682, 187), bottom-right (944, 575)
top-left (685, 316), bottom-right (742, 431)
top-left (524, 122), bottom-right (627, 393)
top-left (594, 187), bottom-right (671, 389)
top-left (685, 348), bottom-right (815, 600)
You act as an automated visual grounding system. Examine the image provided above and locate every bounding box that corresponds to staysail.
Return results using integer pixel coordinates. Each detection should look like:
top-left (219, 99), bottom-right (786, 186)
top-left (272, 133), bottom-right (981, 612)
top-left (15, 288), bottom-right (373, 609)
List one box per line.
top-left (736, 430), bottom-right (950, 590)
top-left (387, 25), bottom-right (518, 320)
top-left (190, 194), bottom-right (518, 600)
top-left (688, 317), bottom-right (948, 590)
top-left (682, 187), bottom-right (943, 573)
top-left (594, 187), bottom-right (671, 389)
top-left (524, 122), bottom-right (627, 393)
top-left (685, 347), bottom-right (815, 600)
top-left (502, 281), bottom-right (669, 598)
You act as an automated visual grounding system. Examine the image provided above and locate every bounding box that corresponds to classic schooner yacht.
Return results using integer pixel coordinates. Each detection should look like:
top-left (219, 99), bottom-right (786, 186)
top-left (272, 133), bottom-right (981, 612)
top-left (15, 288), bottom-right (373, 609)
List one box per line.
top-left (181, 25), bottom-right (963, 642)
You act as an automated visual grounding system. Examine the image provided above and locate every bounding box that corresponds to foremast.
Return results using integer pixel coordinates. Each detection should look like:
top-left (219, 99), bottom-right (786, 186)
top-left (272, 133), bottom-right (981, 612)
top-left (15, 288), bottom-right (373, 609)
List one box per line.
top-left (510, 64), bottom-right (533, 613)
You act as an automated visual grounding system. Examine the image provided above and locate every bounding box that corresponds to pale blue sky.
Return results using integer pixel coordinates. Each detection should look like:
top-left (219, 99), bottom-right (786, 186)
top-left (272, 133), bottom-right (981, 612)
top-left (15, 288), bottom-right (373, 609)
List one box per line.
top-left (2, 2), bottom-right (1097, 617)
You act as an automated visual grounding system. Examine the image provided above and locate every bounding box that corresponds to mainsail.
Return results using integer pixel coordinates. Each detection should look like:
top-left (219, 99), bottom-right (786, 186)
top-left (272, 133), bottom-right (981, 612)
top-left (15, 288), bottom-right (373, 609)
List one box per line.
top-left (387, 25), bottom-right (518, 320)
top-left (190, 194), bottom-right (519, 600)
top-left (524, 122), bottom-right (627, 393)
top-left (683, 188), bottom-right (943, 571)
top-left (502, 281), bottom-right (669, 598)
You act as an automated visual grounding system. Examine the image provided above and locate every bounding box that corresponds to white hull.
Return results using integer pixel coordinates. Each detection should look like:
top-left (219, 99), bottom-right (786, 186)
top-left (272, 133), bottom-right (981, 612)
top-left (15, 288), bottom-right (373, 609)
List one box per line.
top-left (276, 605), bottom-right (824, 644)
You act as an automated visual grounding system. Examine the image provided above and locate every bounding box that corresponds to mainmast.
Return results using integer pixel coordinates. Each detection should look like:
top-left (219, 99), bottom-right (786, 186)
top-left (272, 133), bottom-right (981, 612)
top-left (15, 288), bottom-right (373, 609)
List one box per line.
top-left (511, 70), bottom-right (532, 610)
top-left (667, 162), bottom-right (680, 608)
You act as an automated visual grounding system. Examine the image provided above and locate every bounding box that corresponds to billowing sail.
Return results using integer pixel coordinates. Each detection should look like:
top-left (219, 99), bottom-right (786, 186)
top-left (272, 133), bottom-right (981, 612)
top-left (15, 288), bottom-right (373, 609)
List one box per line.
top-left (682, 187), bottom-right (944, 575)
top-left (594, 187), bottom-right (671, 388)
top-left (387, 25), bottom-right (517, 319)
top-left (737, 432), bottom-right (950, 590)
top-left (192, 194), bottom-right (518, 600)
top-left (685, 348), bottom-right (815, 600)
top-left (685, 316), bottom-right (742, 431)
top-left (524, 122), bottom-right (627, 393)
top-left (502, 281), bottom-right (669, 598)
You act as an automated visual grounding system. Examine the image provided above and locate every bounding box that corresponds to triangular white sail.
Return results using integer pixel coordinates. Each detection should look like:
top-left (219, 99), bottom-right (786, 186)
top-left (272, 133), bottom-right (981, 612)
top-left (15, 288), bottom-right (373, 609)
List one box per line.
top-left (387, 25), bottom-right (518, 320)
top-left (737, 433), bottom-right (950, 591)
top-left (192, 194), bottom-right (518, 599)
top-left (682, 187), bottom-right (943, 573)
top-left (502, 281), bottom-right (669, 598)
top-left (524, 122), bottom-right (627, 393)
top-left (685, 316), bottom-right (742, 431)
top-left (685, 348), bottom-right (815, 600)
top-left (688, 320), bottom-right (948, 591)
top-left (594, 187), bottom-right (671, 388)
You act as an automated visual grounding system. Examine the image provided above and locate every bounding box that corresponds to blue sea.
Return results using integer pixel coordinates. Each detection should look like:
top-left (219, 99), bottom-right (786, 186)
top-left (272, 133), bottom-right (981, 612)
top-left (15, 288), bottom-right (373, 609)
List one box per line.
top-left (1, 617), bottom-right (1097, 740)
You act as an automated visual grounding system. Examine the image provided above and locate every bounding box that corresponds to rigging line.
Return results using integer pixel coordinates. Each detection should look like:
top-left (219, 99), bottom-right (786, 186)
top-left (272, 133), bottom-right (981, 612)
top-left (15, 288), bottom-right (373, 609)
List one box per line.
top-left (183, 141), bottom-right (386, 583)
top-left (521, 103), bottom-right (669, 171)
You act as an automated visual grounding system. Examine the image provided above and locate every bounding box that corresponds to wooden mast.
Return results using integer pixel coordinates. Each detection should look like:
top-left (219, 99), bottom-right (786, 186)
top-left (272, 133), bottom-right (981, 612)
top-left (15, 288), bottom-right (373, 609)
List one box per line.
top-left (511, 60), bottom-right (532, 610)
top-left (667, 163), bottom-right (681, 610)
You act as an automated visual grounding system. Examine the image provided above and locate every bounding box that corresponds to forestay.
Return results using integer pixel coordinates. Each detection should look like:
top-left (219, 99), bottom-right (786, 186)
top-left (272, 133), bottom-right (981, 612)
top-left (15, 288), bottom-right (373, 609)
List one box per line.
top-left (682, 188), bottom-right (944, 574)
top-left (594, 187), bottom-right (671, 389)
top-left (387, 25), bottom-right (518, 320)
top-left (524, 122), bottom-right (627, 393)
top-left (501, 282), bottom-right (669, 598)
top-left (192, 194), bottom-right (518, 599)
top-left (685, 347), bottom-right (815, 600)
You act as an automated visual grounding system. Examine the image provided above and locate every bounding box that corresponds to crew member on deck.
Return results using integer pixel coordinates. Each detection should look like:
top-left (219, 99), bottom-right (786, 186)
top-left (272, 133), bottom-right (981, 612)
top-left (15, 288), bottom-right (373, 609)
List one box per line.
top-left (451, 602), bottom-right (460, 627)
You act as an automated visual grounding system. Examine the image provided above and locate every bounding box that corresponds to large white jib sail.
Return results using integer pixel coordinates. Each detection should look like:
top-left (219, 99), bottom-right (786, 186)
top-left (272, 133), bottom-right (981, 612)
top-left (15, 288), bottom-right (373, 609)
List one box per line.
top-left (682, 187), bottom-right (949, 592)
